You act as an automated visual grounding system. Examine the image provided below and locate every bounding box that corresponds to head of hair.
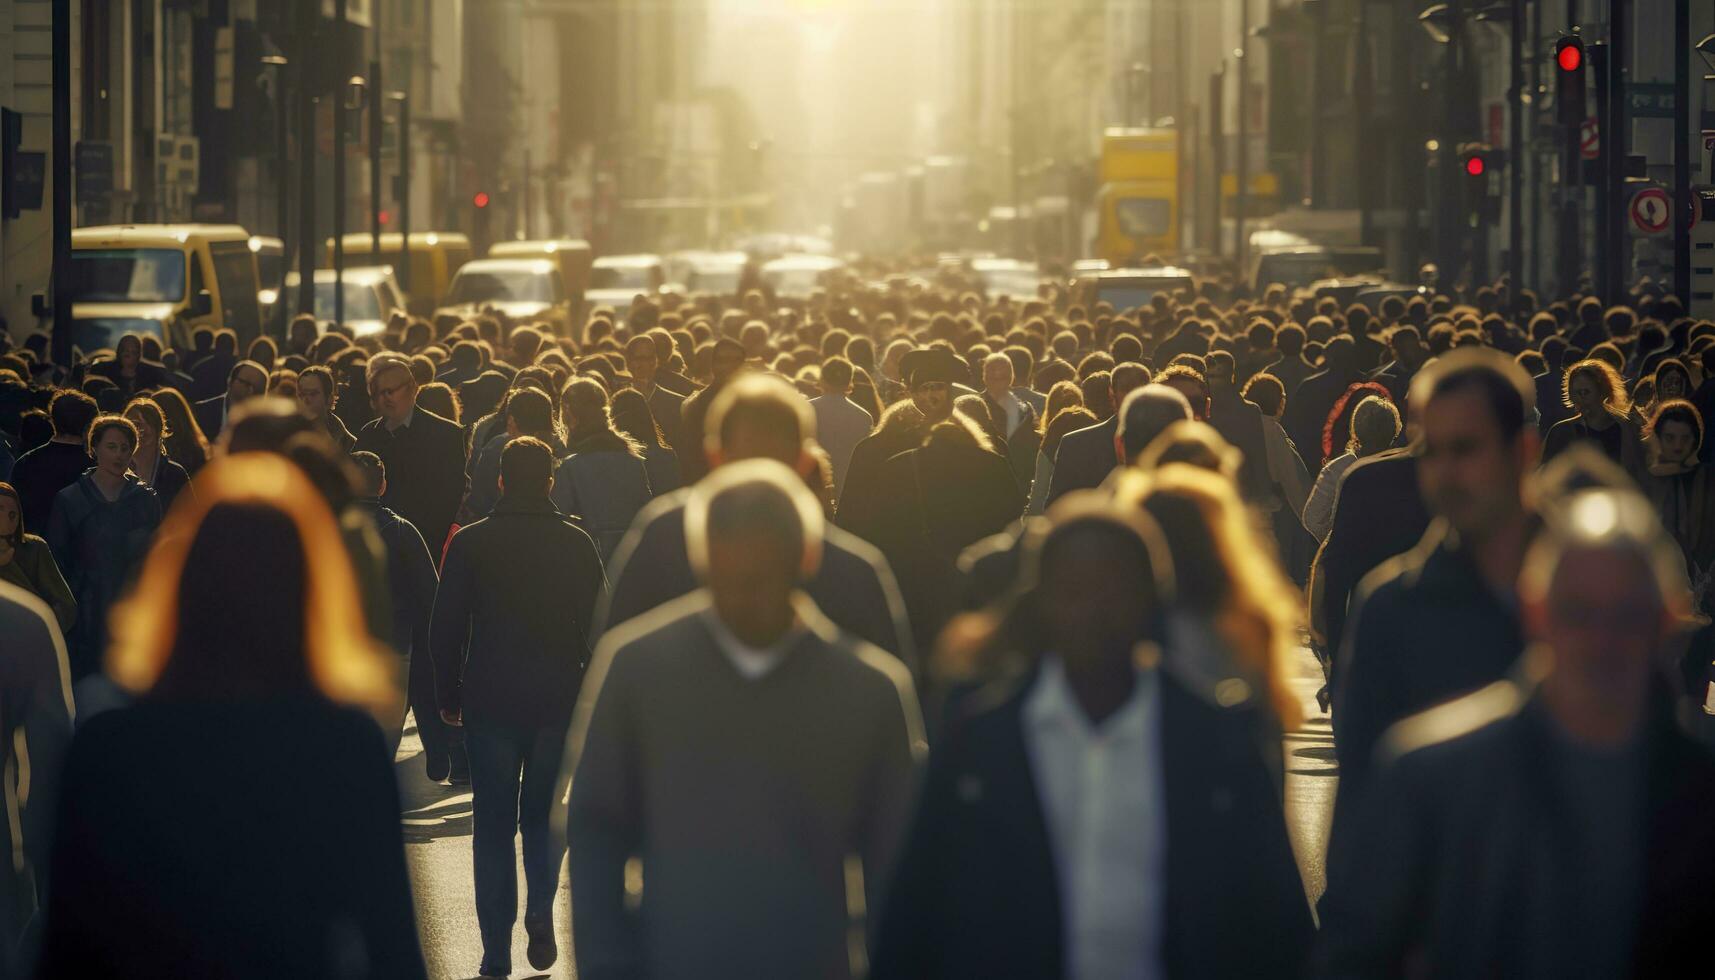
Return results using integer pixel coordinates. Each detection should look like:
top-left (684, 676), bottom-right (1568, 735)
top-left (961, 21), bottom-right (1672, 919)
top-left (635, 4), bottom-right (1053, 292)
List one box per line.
top-left (684, 457), bottom-right (825, 582)
top-left (1409, 347), bottom-right (1535, 441)
top-left (415, 381), bottom-right (461, 424)
top-left (1041, 406), bottom-right (1099, 459)
top-left (87, 414), bottom-right (140, 456)
top-left (122, 396), bottom-right (168, 445)
top-left (499, 435), bottom-right (555, 497)
top-left (221, 398), bottom-right (316, 455)
top-left (705, 373), bottom-right (814, 458)
top-left (505, 386), bottom-right (556, 438)
top-left (1118, 384), bottom-right (1195, 461)
top-left (611, 387), bottom-right (669, 450)
top-left (107, 455), bottom-right (395, 719)
top-left (49, 388), bottom-right (99, 439)
top-left (365, 351), bottom-right (415, 389)
top-left (1135, 420), bottom-right (1241, 478)
top-left (0, 482), bottom-right (24, 545)
top-left (820, 355), bottom-right (854, 390)
top-left (350, 450), bottom-right (386, 497)
top-left (1240, 373), bottom-right (1286, 418)
top-left (1519, 487), bottom-right (1688, 619)
top-left (1349, 395), bottom-right (1403, 456)
top-left (1562, 358), bottom-right (1631, 416)
top-left (1648, 399), bottom-right (1704, 456)
top-left (297, 364), bottom-right (336, 401)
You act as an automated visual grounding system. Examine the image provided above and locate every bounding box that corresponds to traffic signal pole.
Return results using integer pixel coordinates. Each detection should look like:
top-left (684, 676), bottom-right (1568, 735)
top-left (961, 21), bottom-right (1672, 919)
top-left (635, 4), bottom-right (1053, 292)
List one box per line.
top-left (1591, 41), bottom-right (1611, 301)
top-left (1673, 0), bottom-right (1691, 306)
top-left (1508, 0), bottom-right (1524, 298)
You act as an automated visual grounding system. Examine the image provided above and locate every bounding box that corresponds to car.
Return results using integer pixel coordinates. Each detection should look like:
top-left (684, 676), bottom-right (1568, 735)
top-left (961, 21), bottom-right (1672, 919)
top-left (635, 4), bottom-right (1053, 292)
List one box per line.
top-left (435, 258), bottom-right (575, 331)
top-left (1249, 245), bottom-right (1385, 294)
top-left (586, 254), bottom-right (667, 311)
top-left (1072, 266), bottom-right (1196, 313)
top-left (970, 257), bottom-right (1043, 302)
top-left (281, 266), bottom-right (407, 337)
top-left (331, 231), bottom-right (475, 315)
top-left (760, 254), bottom-right (846, 301)
top-left (1307, 276), bottom-right (1390, 307)
top-left (252, 235), bottom-right (285, 324)
top-left (667, 250), bottom-right (750, 297)
top-left (44, 224), bottom-right (262, 361)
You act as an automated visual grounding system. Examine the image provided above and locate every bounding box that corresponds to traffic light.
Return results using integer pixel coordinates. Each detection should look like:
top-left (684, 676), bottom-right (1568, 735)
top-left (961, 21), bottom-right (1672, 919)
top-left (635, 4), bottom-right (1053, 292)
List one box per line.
top-left (1554, 34), bottom-right (1586, 127)
top-left (472, 190), bottom-right (490, 209)
top-left (1459, 144), bottom-right (1497, 180)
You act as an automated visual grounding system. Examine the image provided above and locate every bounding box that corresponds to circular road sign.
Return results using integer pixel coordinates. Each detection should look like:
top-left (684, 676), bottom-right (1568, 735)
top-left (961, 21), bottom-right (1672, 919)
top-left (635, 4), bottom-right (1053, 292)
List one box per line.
top-left (1630, 187), bottom-right (1671, 236)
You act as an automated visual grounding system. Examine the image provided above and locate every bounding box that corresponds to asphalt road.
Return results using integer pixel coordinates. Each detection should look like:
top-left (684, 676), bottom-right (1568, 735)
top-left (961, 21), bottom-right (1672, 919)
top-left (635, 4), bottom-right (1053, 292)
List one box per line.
top-left (398, 644), bottom-right (1337, 979)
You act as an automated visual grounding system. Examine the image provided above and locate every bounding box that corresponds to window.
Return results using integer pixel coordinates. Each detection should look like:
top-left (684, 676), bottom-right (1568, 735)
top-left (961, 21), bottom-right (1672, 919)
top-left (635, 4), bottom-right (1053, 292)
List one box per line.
top-left (69, 249), bottom-right (186, 302)
top-left (1114, 198), bottom-right (1172, 238)
top-left (209, 243), bottom-right (261, 337)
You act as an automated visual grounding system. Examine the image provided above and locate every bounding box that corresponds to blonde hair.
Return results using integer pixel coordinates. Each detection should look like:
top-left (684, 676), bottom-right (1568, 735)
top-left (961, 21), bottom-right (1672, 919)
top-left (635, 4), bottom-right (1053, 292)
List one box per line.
top-left (106, 454), bottom-right (398, 721)
top-left (1122, 464), bottom-right (1304, 729)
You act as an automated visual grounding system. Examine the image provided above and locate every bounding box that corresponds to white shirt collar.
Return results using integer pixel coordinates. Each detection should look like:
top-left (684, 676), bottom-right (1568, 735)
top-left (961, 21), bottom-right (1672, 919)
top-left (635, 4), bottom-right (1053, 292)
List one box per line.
top-left (702, 607), bottom-right (806, 681)
top-left (384, 406), bottom-right (417, 433)
top-left (1025, 655), bottom-right (1155, 739)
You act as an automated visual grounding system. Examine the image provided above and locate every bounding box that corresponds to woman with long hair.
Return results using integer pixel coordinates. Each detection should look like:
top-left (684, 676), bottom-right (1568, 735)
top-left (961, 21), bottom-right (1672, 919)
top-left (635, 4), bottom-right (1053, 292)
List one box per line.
top-left (1025, 403), bottom-right (1095, 516)
top-left (1543, 358), bottom-right (1646, 475)
top-left (556, 378), bottom-right (653, 561)
top-left (123, 397), bottom-right (194, 513)
top-left (36, 454), bottom-right (425, 979)
top-left (148, 386), bottom-right (210, 475)
top-left (1301, 395), bottom-right (1402, 543)
top-left (612, 386), bottom-right (682, 496)
top-left (1319, 380), bottom-right (1395, 466)
top-left (0, 481), bottom-right (76, 634)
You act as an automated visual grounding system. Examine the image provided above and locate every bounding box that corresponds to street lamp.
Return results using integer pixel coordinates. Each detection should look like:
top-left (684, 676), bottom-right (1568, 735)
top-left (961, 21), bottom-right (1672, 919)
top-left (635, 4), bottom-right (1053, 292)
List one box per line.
top-left (333, 75), bottom-right (368, 329)
top-left (1418, 4), bottom-right (1453, 45)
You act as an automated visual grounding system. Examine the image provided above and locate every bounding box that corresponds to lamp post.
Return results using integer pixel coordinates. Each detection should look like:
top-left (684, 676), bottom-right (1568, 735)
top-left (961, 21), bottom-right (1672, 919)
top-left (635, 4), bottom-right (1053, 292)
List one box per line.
top-left (335, 74), bottom-right (368, 329)
top-left (1420, 2), bottom-right (1468, 291)
top-left (1235, 0), bottom-right (1251, 275)
top-left (390, 90), bottom-right (411, 298)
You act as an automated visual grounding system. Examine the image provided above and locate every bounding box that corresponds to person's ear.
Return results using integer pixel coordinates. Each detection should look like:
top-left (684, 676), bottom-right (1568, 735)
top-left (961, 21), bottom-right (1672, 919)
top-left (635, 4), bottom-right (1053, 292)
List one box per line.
top-left (378, 478), bottom-right (387, 497)
top-left (497, 475), bottom-right (505, 497)
top-left (705, 447), bottom-right (725, 472)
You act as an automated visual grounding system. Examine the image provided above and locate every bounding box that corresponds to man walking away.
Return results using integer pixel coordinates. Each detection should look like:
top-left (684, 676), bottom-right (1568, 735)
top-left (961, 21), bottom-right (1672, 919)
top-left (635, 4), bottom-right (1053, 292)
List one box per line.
top-left (568, 459), bottom-right (924, 980)
top-left (429, 437), bottom-right (608, 978)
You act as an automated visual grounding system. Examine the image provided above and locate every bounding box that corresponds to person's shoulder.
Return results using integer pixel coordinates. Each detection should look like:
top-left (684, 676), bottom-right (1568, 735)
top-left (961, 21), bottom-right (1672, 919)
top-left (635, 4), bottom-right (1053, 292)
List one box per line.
top-left (0, 578), bottom-right (55, 635)
top-left (417, 407), bottom-right (462, 434)
top-left (1350, 536), bottom-right (1436, 614)
top-left (593, 592), bottom-right (713, 672)
top-left (635, 487), bottom-right (690, 527)
top-left (1342, 446), bottom-right (1414, 484)
top-left (823, 522), bottom-right (886, 565)
top-left (1376, 679), bottom-right (1528, 774)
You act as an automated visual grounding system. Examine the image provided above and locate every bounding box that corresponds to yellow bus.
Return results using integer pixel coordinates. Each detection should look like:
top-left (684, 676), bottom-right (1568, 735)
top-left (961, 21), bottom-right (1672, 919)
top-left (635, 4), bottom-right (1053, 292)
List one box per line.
top-left (1095, 128), bottom-right (1179, 267)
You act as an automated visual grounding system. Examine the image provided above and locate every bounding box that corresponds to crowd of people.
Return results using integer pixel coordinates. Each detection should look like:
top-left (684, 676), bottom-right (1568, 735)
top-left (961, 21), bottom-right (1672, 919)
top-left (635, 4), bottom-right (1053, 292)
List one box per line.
top-left (0, 260), bottom-right (1713, 979)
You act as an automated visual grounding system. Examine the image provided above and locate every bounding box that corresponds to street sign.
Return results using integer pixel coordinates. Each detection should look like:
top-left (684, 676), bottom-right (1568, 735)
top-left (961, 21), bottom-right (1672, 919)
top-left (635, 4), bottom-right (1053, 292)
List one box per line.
top-left (1630, 187), bottom-right (1672, 236)
top-left (75, 141), bottom-right (113, 198)
top-left (1580, 117), bottom-right (1599, 160)
top-left (1626, 83), bottom-right (1676, 119)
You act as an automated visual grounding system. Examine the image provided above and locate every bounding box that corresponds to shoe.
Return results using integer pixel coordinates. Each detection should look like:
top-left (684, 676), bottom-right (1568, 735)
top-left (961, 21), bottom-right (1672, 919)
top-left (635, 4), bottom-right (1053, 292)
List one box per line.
top-left (448, 761), bottom-right (471, 786)
top-left (424, 752), bottom-right (450, 783)
top-left (525, 916), bottom-right (557, 970)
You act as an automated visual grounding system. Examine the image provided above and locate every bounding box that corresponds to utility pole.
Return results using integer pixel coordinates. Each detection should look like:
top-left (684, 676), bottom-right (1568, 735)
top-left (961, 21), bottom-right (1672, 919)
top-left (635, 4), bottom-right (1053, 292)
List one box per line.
top-left (1529, 0), bottom-right (1544, 291)
top-left (1437, 0), bottom-right (1467, 292)
top-left (1355, 0), bottom-right (1375, 243)
top-left (332, 0), bottom-right (349, 329)
top-left (1309, 0), bottom-right (1327, 208)
top-left (1211, 64), bottom-right (1226, 260)
top-left (50, 0), bottom-right (70, 362)
top-left (1235, 0), bottom-right (1251, 278)
top-left (263, 55), bottom-right (291, 336)
top-left (1508, 0), bottom-right (1525, 297)
top-left (1606, 0), bottom-right (1628, 301)
top-left (370, 0), bottom-right (383, 252)
top-left (296, 0), bottom-right (318, 318)
top-left (393, 91), bottom-right (411, 298)
top-left (1591, 41), bottom-right (1611, 301)
top-left (1674, 0), bottom-right (1691, 306)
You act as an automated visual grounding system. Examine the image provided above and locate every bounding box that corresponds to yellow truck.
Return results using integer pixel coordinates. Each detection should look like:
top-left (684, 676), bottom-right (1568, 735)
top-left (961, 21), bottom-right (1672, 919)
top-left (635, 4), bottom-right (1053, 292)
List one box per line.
top-left (1095, 128), bottom-right (1179, 267)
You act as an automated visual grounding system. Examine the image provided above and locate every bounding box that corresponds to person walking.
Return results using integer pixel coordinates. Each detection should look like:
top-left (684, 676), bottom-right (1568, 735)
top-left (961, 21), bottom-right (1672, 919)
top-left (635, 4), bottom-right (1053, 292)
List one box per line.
top-left (354, 352), bottom-right (469, 560)
top-left (1316, 488), bottom-right (1715, 978)
top-left (296, 364), bottom-right (357, 454)
top-left (8, 390), bottom-right (96, 534)
top-left (612, 387), bottom-right (681, 498)
top-left (554, 378), bottom-right (653, 562)
top-left (979, 352), bottom-right (1039, 492)
top-left (122, 398), bottom-right (193, 513)
top-left (45, 415), bottom-right (162, 685)
top-left (1302, 395), bottom-right (1402, 543)
top-left (1043, 362), bottom-right (1151, 505)
top-left (569, 459), bottom-right (924, 980)
top-left (192, 359), bottom-right (267, 441)
top-left (1330, 351), bottom-right (1537, 866)
top-left (429, 436), bottom-right (608, 978)
top-left (625, 333), bottom-right (686, 452)
top-left (147, 386), bottom-right (210, 476)
top-left (600, 373), bottom-right (914, 672)
top-left (0, 481), bottom-right (76, 635)
top-left (466, 387), bottom-right (564, 517)
top-left (808, 356), bottom-right (873, 503)
top-left (1542, 358), bottom-right (1646, 477)
top-left (872, 498), bottom-right (1312, 979)
top-left (35, 455), bottom-right (426, 980)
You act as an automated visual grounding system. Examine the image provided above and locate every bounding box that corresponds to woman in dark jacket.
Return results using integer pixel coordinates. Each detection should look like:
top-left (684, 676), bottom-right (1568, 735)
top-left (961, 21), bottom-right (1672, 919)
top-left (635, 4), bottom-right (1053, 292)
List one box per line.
top-left (148, 386), bottom-right (210, 476)
top-left (45, 416), bottom-right (162, 682)
top-left (612, 386), bottom-right (681, 496)
top-left (555, 378), bottom-right (653, 561)
top-left (0, 481), bottom-right (76, 634)
top-left (36, 454), bottom-right (426, 980)
top-left (124, 397), bottom-right (193, 513)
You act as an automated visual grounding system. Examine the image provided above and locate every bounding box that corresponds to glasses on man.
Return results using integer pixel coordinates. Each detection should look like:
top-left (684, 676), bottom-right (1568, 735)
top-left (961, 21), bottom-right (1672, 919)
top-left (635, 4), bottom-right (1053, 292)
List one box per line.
top-left (913, 382), bottom-right (950, 394)
top-left (371, 378), bottom-right (411, 400)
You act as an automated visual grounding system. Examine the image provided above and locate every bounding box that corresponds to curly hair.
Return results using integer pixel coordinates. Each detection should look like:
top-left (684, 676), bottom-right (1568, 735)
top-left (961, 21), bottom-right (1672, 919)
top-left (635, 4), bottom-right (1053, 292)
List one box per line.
top-left (1322, 381), bottom-right (1394, 462)
top-left (1562, 358), bottom-right (1631, 415)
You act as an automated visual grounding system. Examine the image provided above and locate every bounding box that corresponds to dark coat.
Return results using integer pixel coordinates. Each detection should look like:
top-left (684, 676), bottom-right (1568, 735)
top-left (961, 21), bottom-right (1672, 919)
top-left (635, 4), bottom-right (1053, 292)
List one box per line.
top-left (599, 488), bottom-right (916, 675)
top-left (193, 394), bottom-right (230, 441)
top-left (36, 698), bottom-right (427, 980)
top-left (837, 407), bottom-right (933, 534)
top-left (88, 359), bottom-right (172, 400)
top-left (1285, 367), bottom-right (1364, 473)
top-left (354, 407), bottom-right (469, 554)
top-left (1044, 415), bottom-right (1120, 507)
top-left (322, 411), bottom-right (358, 455)
top-left (429, 494), bottom-right (607, 730)
top-left (144, 455), bottom-right (193, 514)
top-left (1330, 520), bottom-right (1523, 857)
top-left (872, 665), bottom-right (1313, 980)
top-left (843, 425), bottom-right (1023, 650)
top-left (1316, 682), bottom-right (1715, 980)
top-left (8, 441), bottom-right (92, 536)
top-left (186, 351), bottom-right (236, 401)
top-left (1265, 356), bottom-right (1315, 402)
top-left (355, 499), bottom-right (438, 664)
top-left (645, 384), bottom-right (687, 457)
top-left (1541, 412), bottom-right (1646, 478)
top-left (640, 444), bottom-right (682, 497)
top-left (45, 474), bottom-right (161, 679)
top-left (1313, 448), bottom-right (1430, 659)
top-left (980, 392), bottom-right (1039, 491)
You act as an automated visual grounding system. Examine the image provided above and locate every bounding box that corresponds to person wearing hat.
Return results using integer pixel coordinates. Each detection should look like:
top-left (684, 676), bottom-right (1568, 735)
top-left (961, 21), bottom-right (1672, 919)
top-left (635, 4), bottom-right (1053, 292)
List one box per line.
top-left (838, 346), bottom-right (1023, 650)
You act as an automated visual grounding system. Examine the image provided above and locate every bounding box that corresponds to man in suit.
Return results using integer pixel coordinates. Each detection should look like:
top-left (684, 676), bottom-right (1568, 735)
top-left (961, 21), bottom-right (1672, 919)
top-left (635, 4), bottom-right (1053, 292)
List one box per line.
top-left (979, 352), bottom-right (1039, 492)
top-left (872, 499), bottom-right (1313, 979)
top-left (193, 359), bottom-right (267, 441)
top-left (626, 334), bottom-right (686, 452)
top-left (353, 351), bottom-right (470, 560)
top-left (1044, 361), bottom-right (1149, 506)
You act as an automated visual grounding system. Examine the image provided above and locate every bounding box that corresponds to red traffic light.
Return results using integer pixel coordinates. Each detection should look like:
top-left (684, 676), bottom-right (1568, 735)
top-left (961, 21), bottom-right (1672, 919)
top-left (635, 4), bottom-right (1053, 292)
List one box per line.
top-left (473, 191), bottom-right (490, 209)
top-left (1556, 39), bottom-right (1583, 73)
top-left (1465, 155), bottom-right (1486, 177)
top-left (378, 209), bottom-right (392, 226)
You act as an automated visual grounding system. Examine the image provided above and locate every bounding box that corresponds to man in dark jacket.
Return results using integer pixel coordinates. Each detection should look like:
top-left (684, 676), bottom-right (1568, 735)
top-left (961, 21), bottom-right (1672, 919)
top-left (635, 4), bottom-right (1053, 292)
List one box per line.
top-left (600, 374), bottom-right (915, 672)
top-left (626, 334), bottom-right (686, 452)
top-left (351, 452), bottom-right (440, 762)
top-left (193, 359), bottom-right (267, 441)
top-left (1330, 350), bottom-right (1537, 867)
top-left (354, 352), bottom-right (468, 555)
top-left (9, 389), bottom-right (96, 533)
top-left (1283, 336), bottom-right (1364, 473)
top-left (1317, 488), bottom-right (1715, 979)
top-left (873, 502), bottom-right (1313, 980)
top-left (429, 436), bottom-right (607, 978)
top-left (678, 337), bottom-right (747, 486)
top-left (978, 352), bottom-right (1038, 491)
top-left (1311, 447), bottom-right (1430, 663)
top-left (1043, 361), bottom-right (1150, 506)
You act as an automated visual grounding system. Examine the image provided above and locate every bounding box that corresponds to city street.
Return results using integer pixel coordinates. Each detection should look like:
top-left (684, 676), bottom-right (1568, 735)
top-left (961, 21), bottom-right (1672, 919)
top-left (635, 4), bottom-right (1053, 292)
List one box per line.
top-left (397, 643), bottom-right (1338, 979)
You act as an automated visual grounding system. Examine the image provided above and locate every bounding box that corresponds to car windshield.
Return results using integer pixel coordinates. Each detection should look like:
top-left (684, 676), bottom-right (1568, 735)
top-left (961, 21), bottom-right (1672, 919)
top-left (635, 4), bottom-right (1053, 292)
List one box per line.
top-left (766, 268), bottom-right (826, 296)
top-left (1259, 252), bottom-right (1384, 288)
top-left (1098, 279), bottom-right (1189, 311)
top-left (447, 269), bottom-right (553, 304)
top-left (1115, 199), bottom-right (1172, 237)
top-left (69, 317), bottom-right (166, 353)
top-left (256, 253), bottom-right (285, 291)
top-left (590, 265), bottom-right (654, 290)
top-left (312, 282), bottom-right (384, 321)
top-left (70, 248), bottom-right (186, 303)
top-left (687, 269), bottom-right (741, 294)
